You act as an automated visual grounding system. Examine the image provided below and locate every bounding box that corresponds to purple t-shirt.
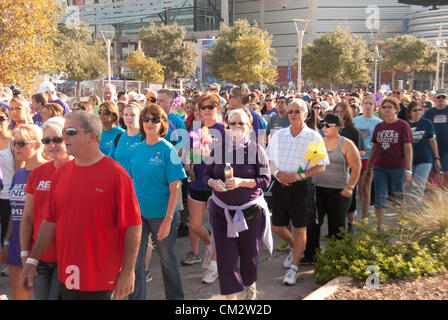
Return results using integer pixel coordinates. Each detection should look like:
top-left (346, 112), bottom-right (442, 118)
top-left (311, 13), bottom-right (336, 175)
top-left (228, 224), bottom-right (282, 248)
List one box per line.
top-left (33, 112), bottom-right (43, 127)
top-left (371, 119), bottom-right (413, 169)
top-left (190, 122), bottom-right (226, 191)
top-left (0, 101), bottom-right (9, 109)
top-left (203, 140), bottom-right (271, 206)
top-left (7, 168), bottom-right (31, 266)
top-left (51, 98), bottom-right (70, 115)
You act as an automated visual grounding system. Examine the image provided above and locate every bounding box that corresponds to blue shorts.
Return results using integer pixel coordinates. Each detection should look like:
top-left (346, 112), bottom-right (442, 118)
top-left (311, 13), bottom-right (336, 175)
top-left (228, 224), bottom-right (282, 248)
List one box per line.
top-left (373, 167), bottom-right (406, 209)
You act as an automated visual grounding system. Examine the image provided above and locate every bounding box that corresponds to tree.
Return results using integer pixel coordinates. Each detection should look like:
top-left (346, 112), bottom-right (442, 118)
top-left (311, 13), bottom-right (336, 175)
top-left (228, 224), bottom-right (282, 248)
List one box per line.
top-left (126, 50), bottom-right (164, 84)
top-left (52, 23), bottom-right (107, 100)
top-left (140, 23), bottom-right (197, 87)
top-left (379, 35), bottom-right (437, 90)
top-left (301, 26), bottom-right (370, 87)
top-left (207, 19), bottom-right (278, 85)
top-left (0, 0), bottom-right (59, 93)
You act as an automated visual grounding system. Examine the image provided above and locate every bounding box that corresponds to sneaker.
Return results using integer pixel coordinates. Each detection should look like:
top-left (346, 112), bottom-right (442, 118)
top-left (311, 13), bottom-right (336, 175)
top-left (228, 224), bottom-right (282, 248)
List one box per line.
top-left (276, 242), bottom-right (289, 252)
top-left (283, 248), bottom-right (294, 269)
top-left (299, 256), bottom-right (314, 266)
top-left (0, 267), bottom-right (9, 277)
top-left (244, 283), bottom-right (257, 300)
top-left (283, 266), bottom-right (299, 286)
top-left (182, 251), bottom-right (202, 266)
top-left (202, 246), bottom-right (213, 269)
top-left (202, 266), bottom-right (218, 284)
top-left (145, 270), bottom-right (152, 283)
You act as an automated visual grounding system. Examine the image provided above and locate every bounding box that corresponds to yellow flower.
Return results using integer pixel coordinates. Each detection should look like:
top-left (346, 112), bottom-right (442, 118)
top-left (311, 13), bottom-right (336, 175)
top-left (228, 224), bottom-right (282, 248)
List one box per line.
top-left (305, 141), bottom-right (327, 166)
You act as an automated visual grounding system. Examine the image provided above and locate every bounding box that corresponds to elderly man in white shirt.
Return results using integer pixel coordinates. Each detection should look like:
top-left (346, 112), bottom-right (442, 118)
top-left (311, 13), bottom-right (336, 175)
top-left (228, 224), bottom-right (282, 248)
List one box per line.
top-left (266, 98), bottom-right (329, 286)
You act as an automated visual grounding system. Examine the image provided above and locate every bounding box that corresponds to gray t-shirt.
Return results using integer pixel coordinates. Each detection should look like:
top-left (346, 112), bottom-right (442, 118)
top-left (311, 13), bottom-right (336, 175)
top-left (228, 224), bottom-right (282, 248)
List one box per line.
top-left (266, 113), bottom-right (290, 137)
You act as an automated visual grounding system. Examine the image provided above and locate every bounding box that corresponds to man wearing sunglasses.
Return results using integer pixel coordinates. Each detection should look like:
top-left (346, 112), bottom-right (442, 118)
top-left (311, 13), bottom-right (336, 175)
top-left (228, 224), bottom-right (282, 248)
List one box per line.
top-left (20, 111), bottom-right (142, 300)
top-left (423, 88), bottom-right (448, 189)
top-left (266, 99), bottom-right (329, 286)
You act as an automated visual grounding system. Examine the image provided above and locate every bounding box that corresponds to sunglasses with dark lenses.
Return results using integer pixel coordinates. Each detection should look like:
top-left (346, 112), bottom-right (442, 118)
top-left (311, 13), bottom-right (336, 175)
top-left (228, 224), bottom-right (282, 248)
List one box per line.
top-left (265, 99), bottom-right (272, 102)
top-left (13, 140), bottom-right (35, 148)
top-left (98, 109), bottom-right (112, 115)
top-left (381, 105), bottom-right (394, 109)
top-left (228, 121), bottom-right (245, 126)
top-left (392, 91), bottom-right (401, 95)
top-left (62, 128), bottom-right (89, 136)
top-left (41, 137), bottom-right (64, 145)
top-left (437, 96), bottom-right (446, 99)
top-left (322, 122), bottom-right (337, 128)
top-left (150, 98), bottom-right (157, 103)
top-left (142, 117), bottom-right (161, 123)
top-left (199, 105), bottom-right (216, 111)
top-left (288, 110), bottom-right (302, 114)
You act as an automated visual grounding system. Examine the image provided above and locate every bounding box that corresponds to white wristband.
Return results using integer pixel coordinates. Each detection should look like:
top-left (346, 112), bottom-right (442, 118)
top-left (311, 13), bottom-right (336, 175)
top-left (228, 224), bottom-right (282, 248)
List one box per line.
top-left (26, 258), bottom-right (39, 266)
top-left (20, 251), bottom-right (30, 257)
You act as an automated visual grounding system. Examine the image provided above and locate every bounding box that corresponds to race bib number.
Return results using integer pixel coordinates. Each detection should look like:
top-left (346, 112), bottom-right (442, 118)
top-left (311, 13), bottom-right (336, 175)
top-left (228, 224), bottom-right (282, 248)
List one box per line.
top-left (433, 115), bottom-right (447, 124)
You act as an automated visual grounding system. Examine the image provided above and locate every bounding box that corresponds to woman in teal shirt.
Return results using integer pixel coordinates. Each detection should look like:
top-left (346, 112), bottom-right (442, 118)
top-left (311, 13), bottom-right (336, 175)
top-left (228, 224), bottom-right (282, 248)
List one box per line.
top-left (98, 101), bottom-right (124, 155)
top-left (129, 104), bottom-right (186, 300)
top-left (108, 101), bottom-right (142, 174)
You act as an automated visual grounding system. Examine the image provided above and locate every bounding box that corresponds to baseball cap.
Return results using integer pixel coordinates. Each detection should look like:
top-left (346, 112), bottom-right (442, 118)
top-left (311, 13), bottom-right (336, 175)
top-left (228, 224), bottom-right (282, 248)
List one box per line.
top-left (0, 87), bottom-right (13, 101)
top-left (37, 81), bottom-right (56, 94)
top-left (312, 88), bottom-right (319, 93)
top-left (423, 100), bottom-right (433, 108)
top-left (137, 93), bottom-right (146, 101)
top-left (435, 88), bottom-right (447, 98)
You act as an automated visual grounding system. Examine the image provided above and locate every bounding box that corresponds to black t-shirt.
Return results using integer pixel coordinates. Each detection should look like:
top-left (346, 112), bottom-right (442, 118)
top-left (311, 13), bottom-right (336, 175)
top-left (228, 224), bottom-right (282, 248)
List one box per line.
top-left (397, 103), bottom-right (407, 121)
top-left (341, 125), bottom-right (366, 152)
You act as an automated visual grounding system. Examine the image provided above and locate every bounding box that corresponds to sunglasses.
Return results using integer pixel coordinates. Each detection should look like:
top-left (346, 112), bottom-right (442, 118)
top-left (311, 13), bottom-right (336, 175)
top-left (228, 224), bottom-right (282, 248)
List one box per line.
top-left (142, 117), bottom-right (161, 123)
top-left (436, 96), bottom-right (446, 99)
top-left (228, 121), bottom-right (246, 126)
top-left (62, 128), bottom-right (89, 136)
top-left (13, 140), bottom-right (35, 148)
top-left (392, 91), bottom-right (401, 94)
top-left (98, 109), bottom-right (112, 115)
top-left (411, 109), bottom-right (423, 112)
top-left (41, 137), bottom-right (64, 145)
top-left (265, 99), bottom-right (272, 102)
top-left (0, 116), bottom-right (7, 122)
top-left (199, 105), bottom-right (216, 111)
top-left (288, 110), bottom-right (302, 114)
top-left (381, 105), bottom-right (394, 109)
top-left (322, 122), bottom-right (337, 128)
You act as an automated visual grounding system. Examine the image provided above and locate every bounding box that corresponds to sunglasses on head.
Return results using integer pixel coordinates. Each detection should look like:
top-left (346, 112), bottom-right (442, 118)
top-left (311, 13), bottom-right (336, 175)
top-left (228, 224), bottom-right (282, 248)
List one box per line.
top-left (199, 105), bottom-right (216, 111)
top-left (62, 127), bottom-right (89, 136)
top-left (142, 116), bottom-right (161, 123)
top-left (98, 109), bottom-right (112, 115)
top-left (13, 140), bottom-right (35, 148)
top-left (41, 137), bottom-right (63, 145)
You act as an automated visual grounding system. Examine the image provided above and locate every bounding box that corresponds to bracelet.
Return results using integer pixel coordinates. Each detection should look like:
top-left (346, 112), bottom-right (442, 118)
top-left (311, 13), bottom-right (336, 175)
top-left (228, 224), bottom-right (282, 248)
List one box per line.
top-left (167, 214), bottom-right (174, 220)
top-left (347, 184), bottom-right (355, 190)
top-left (26, 257), bottom-right (39, 266)
top-left (20, 251), bottom-right (30, 257)
top-left (435, 157), bottom-right (441, 160)
top-left (3, 240), bottom-right (10, 246)
top-left (406, 169), bottom-right (413, 174)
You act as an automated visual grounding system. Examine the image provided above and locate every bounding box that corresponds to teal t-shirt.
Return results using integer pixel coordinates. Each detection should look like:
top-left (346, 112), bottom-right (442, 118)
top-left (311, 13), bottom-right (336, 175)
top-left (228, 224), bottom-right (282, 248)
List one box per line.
top-left (166, 112), bottom-right (187, 152)
top-left (130, 139), bottom-right (187, 219)
top-left (100, 125), bottom-right (125, 155)
top-left (353, 115), bottom-right (382, 159)
top-left (108, 131), bottom-right (142, 175)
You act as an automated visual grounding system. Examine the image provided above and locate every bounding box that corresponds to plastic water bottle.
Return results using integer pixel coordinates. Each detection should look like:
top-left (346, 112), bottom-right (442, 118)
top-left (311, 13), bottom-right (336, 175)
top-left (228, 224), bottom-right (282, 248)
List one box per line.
top-left (224, 163), bottom-right (233, 180)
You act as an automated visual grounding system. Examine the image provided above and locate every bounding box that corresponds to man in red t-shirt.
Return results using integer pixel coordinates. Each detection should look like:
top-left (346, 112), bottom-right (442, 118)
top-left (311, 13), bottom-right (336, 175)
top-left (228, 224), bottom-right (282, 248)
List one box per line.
top-left (20, 111), bottom-right (142, 300)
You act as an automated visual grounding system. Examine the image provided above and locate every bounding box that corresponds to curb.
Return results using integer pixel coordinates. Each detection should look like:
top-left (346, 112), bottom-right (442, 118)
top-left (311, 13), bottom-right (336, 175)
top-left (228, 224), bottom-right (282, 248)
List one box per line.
top-left (302, 276), bottom-right (353, 300)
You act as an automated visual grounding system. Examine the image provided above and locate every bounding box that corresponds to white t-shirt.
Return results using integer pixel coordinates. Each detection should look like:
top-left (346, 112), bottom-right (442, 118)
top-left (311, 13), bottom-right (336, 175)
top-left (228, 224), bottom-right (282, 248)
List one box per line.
top-left (0, 141), bottom-right (15, 200)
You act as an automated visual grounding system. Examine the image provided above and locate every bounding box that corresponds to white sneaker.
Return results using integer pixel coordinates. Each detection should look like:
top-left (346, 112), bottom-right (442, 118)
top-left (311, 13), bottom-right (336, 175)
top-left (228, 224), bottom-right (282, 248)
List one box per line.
top-left (202, 246), bottom-right (213, 269)
top-left (283, 266), bottom-right (299, 286)
top-left (244, 283), bottom-right (257, 300)
top-left (283, 248), bottom-right (294, 269)
top-left (202, 265), bottom-right (218, 284)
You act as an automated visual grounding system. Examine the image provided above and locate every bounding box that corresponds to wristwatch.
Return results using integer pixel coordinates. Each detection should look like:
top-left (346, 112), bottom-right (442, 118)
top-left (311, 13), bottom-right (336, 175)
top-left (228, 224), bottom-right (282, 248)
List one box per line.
top-left (300, 172), bottom-right (306, 179)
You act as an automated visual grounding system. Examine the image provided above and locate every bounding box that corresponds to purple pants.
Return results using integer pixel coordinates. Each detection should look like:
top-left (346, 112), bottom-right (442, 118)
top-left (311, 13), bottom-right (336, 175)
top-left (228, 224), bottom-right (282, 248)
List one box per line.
top-left (209, 200), bottom-right (265, 295)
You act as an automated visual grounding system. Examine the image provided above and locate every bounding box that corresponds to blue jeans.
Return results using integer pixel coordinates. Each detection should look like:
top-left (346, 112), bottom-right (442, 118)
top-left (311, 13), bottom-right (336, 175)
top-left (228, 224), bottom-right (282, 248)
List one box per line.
top-left (129, 213), bottom-right (183, 300)
top-left (373, 167), bottom-right (406, 209)
top-left (408, 163), bottom-right (432, 201)
top-left (33, 261), bottom-right (59, 300)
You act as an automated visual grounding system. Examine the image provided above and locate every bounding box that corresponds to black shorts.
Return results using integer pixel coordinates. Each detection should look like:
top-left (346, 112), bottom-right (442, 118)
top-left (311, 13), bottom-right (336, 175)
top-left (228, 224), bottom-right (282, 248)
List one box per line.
top-left (188, 188), bottom-right (212, 203)
top-left (271, 179), bottom-right (316, 228)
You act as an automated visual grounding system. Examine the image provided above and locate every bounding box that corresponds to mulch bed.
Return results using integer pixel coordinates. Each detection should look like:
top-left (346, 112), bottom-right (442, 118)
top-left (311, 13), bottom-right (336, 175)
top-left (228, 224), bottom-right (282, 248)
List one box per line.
top-left (326, 274), bottom-right (448, 300)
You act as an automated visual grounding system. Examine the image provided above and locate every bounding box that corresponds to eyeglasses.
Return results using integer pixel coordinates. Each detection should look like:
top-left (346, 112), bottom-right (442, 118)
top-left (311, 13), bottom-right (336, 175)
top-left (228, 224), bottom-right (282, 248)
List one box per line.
top-left (13, 140), bottom-right (35, 148)
top-left (41, 137), bottom-right (64, 145)
top-left (142, 117), bottom-right (161, 123)
top-left (228, 121), bottom-right (246, 126)
top-left (199, 105), bottom-right (216, 111)
top-left (381, 105), bottom-right (394, 109)
top-left (287, 110), bottom-right (303, 114)
top-left (265, 99), bottom-right (272, 102)
top-left (62, 128), bottom-right (90, 136)
top-left (436, 96), bottom-right (446, 99)
top-left (98, 109), bottom-right (112, 115)
top-left (411, 109), bottom-right (423, 112)
top-left (322, 122), bottom-right (337, 128)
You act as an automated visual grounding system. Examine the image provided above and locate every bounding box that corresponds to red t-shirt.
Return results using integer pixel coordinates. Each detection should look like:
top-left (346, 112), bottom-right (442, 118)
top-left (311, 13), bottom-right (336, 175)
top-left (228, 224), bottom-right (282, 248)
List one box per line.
top-left (25, 161), bottom-right (57, 263)
top-left (43, 156), bottom-right (142, 292)
top-left (371, 119), bottom-right (413, 169)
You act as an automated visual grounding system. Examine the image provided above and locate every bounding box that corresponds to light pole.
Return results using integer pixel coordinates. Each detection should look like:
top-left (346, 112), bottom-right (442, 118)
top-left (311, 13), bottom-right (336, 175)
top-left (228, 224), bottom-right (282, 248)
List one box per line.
top-left (369, 45), bottom-right (382, 93)
top-left (101, 30), bottom-right (115, 86)
top-left (435, 23), bottom-right (446, 90)
top-left (442, 57), bottom-right (448, 89)
top-left (293, 19), bottom-right (310, 93)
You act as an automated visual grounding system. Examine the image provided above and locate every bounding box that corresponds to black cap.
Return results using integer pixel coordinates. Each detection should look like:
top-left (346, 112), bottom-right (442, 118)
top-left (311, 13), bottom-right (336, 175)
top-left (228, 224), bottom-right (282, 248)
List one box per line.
top-left (423, 100), bottom-right (433, 108)
top-left (323, 113), bottom-right (343, 127)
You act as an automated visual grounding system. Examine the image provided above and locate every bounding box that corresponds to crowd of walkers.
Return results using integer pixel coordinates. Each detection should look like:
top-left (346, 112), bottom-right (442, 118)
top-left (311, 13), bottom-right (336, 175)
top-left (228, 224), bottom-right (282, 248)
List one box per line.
top-left (0, 81), bottom-right (447, 300)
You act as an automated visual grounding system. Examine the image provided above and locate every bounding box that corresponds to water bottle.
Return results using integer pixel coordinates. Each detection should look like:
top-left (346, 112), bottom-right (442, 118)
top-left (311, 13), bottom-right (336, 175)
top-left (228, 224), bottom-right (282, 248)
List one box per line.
top-left (432, 170), bottom-right (444, 186)
top-left (224, 163), bottom-right (233, 180)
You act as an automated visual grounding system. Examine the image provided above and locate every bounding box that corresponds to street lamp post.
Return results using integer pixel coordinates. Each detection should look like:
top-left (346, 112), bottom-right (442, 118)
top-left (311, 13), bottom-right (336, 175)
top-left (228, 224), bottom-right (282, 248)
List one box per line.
top-left (435, 23), bottom-right (446, 90)
top-left (101, 30), bottom-right (115, 86)
top-left (369, 45), bottom-right (382, 93)
top-left (293, 19), bottom-right (310, 93)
